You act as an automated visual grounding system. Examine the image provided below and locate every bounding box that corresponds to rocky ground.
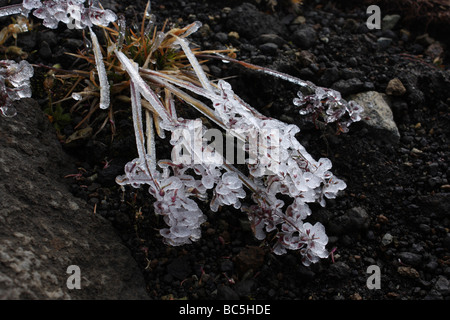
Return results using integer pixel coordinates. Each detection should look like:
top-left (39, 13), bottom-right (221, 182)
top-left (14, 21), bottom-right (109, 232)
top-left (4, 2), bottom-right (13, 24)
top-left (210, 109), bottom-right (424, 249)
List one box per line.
top-left (1, 0), bottom-right (450, 300)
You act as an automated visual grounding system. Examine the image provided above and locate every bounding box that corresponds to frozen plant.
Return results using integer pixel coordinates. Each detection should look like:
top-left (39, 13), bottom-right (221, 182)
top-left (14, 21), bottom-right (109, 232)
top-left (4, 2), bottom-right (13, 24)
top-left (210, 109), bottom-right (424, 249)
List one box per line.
top-left (0, 60), bottom-right (34, 117)
top-left (0, 0), bottom-right (355, 267)
top-left (20, 0), bottom-right (117, 29)
top-left (293, 85), bottom-right (364, 133)
top-left (0, 1), bottom-right (116, 115)
top-left (200, 54), bottom-right (364, 133)
top-left (111, 11), bottom-right (349, 266)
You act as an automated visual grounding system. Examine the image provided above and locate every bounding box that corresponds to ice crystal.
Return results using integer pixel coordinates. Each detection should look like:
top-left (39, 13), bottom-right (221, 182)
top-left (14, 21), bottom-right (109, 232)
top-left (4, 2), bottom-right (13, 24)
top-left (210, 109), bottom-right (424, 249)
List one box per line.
top-left (293, 86), bottom-right (364, 132)
top-left (89, 27), bottom-right (110, 109)
top-left (25, 0), bottom-right (117, 29)
top-left (0, 4), bottom-right (23, 17)
top-left (0, 60), bottom-right (34, 117)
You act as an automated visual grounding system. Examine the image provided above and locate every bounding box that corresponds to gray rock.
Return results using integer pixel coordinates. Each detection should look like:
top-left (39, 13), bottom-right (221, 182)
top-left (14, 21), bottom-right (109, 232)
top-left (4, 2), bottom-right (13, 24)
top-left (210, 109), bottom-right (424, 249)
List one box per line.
top-left (259, 43), bottom-right (278, 56)
top-left (328, 262), bottom-right (351, 280)
top-left (214, 32), bottom-right (228, 43)
top-left (319, 67), bottom-right (340, 87)
top-left (39, 41), bottom-right (52, 60)
top-left (292, 26), bottom-right (317, 49)
top-left (434, 276), bottom-right (450, 295)
top-left (217, 285), bottom-right (239, 300)
top-left (220, 259), bottom-right (234, 273)
top-left (386, 78), bottom-right (407, 96)
top-left (226, 3), bottom-right (287, 39)
top-left (38, 31), bottom-right (58, 47)
top-left (331, 78), bottom-right (364, 96)
top-left (397, 252), bottom-right (422, 267)
top-left (382, 15), bottom-right (401, 30)
top-left (381, 233), bottom-right (393, 246)
top-left (424, 289), bottom-right (443, 300)
top-left (254, 34), bottom-right (286, 47)
top-left (377, 37), bottom-right (392, 49)
top-left (348, 91), bottom-right (400, 143)
top-left (0, 99), bottom-right (148, 300)
top-left (296, 50), bottom-right (317, 67)
top-left (416, 33), bottom-right (435, 47)
top-left (327, 207), bottom-right (370, 236)
top-left (418, 193), bottom-right (450, 218)
top-left (64, 39), bottom-right (85, 51)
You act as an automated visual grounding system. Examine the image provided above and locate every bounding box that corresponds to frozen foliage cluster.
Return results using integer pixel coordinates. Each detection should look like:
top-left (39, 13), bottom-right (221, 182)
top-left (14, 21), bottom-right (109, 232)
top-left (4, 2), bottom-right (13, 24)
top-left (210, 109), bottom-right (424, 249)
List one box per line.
top-left (0, 1), bottom-right (359, 267)
top-left (293, 85), bottom-right (364, 133)
top-left (22, 0), bottom-right (117, 29)
top-left (0, 0), bottom-right (115, 116)
top-left (113, 19), bottom-right (349, 266)
top-left (0, 60), bottom-right (34, 117)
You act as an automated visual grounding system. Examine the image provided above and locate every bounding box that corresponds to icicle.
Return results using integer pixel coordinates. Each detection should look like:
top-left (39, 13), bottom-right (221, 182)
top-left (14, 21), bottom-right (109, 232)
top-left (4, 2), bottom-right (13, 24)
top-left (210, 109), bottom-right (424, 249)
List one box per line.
top-left (129, 61), bottom-right (160, 192)
top-left (142, 31), bottom-right (166, 69)
top-left (130, 79), bottom-right (146, 161)
top-left (143, 0), bottom-right (156, 37)
top-left (180, 21), bottom-right (202, 38)
top-left (0, 4), bottom-right (23, 18)
top-left (174, 36), bottom-right (213, 94)
top-left (145, 0), bottom-right (152, 17)
top-left (143, 14), bottom-right (156, 37)
top-left (165, 89), bottom-right (177, 121)
top-left (115, 50), bottom-right (172, 125)
top-left (117, 14), bottom-right (126, 50)
top-left (145, 110), bottom-right (157, 172)
top-left (149, 31), bottom-right (166, 55)
top-left (89, 27), bottom-right (110, 110)
top-left (72, 92), bottom-right (83, 101)
top-left (259, 67), bottom-right (310, 88)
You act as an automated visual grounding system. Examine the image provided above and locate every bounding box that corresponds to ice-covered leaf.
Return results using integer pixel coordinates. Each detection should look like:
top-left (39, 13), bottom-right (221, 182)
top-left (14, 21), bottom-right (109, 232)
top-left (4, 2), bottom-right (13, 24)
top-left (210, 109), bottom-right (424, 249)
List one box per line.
top-left (89, 27), bottom-right (109, 110)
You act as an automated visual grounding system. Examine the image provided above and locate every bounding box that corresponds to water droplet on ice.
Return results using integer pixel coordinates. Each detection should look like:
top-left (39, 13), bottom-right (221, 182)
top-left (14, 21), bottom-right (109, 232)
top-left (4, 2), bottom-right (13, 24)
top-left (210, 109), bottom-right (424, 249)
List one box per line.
top-left (72, 92), bottom-right (82, 100)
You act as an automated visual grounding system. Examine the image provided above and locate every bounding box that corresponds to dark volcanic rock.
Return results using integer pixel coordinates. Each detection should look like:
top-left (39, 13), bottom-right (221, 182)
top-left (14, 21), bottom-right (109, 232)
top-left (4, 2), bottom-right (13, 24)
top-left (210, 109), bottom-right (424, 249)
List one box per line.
top-left (292, 25), bottom-right (317, 49)
top-left (0, 99), bottom-right (148, 299)
top-left (226, 3), bottom-right (287, 39)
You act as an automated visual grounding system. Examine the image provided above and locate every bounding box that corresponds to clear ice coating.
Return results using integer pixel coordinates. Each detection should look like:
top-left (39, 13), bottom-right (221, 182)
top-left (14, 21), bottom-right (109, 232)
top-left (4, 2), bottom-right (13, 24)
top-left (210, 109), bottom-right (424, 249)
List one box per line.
top-left (0, 60), bottom-right (34, 117)
top-left (7, 60), bottom-right (34, 87)
top-left (22, 0), bottom-right (43, 10)
top-left (148, 31), bottom-right (166, 57)
top-left (89, 27), bottom-right (110, 110)
top-left (291, 84), bottom-right (364, 130)
top-left (143, 13), bottom-right (156, 37)
top-left (19, 0), bottom-right (117, 30)
top-left (0, 4), bottom-right (23, 18)
top-left (145, 0), bottom-right (152, 17)
top-left (117, 14), bottom-right (126, 49)
top-left (71, 92), bottom-right (83, 101)
top-left (179, 21), bottom-right (202, 39)
top-left (175, 36), bottom-right (213, 93)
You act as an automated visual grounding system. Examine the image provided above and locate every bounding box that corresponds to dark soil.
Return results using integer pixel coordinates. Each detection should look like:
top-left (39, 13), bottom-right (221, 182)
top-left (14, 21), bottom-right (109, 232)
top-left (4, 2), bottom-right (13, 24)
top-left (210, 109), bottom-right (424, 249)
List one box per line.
top-left (6, 0), bottom-right (450, 300)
